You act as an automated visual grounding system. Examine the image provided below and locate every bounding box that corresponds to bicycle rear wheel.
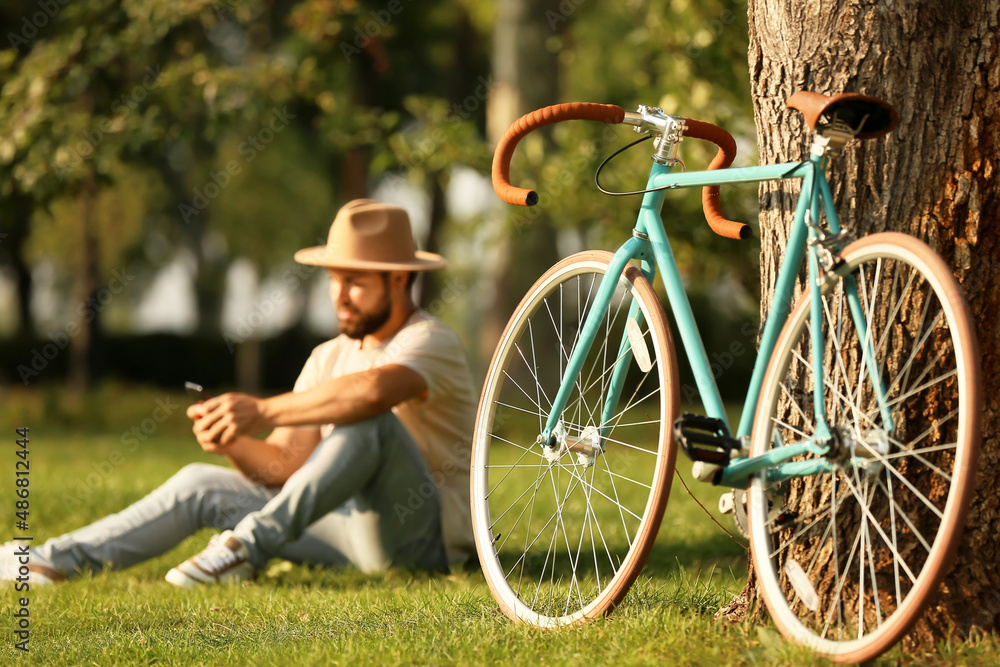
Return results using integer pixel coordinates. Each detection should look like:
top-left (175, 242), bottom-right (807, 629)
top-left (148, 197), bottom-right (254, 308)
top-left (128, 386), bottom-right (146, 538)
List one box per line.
top-left (747, 232), bottom-right (981, 663)
top-left (471, 251), bottom-right (679, 626)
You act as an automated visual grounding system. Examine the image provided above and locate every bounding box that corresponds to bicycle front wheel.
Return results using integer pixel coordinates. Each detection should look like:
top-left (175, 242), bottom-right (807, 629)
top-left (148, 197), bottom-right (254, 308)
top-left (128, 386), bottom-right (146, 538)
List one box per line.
top-left (748, 232), bottom-right (981, 663)
top-left (471, 251), bottom-right (679, 626)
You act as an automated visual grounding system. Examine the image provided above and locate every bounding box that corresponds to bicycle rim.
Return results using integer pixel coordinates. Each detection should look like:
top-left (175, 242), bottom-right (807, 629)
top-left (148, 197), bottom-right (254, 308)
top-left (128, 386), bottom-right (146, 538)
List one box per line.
top-left (471, 251), bottom-right (679, 626)
top-left (748, 232), bottom-right (981, 662)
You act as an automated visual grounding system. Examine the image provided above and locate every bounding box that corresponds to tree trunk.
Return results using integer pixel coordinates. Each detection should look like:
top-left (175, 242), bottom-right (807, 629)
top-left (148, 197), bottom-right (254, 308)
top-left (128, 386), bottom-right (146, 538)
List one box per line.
top-left (420, 5), bottom-right (477, 311)
top-left (419, 174), bottom-right (447, 310)
top-left (480, 0), bottom-right (562, 369)
top-left (153, 148), bottom-right (227, 338)
top-left (68, 177), bottom-right (100, 393)
top-left (726, 0), bottom-right (1000, 645)
top-left (1, 194), bottom-right (35, 336)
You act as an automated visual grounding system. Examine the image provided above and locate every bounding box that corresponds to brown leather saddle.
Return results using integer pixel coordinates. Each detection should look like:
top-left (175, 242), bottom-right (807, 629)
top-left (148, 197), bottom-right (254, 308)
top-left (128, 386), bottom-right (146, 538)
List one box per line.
top-left (786, 91), bottom-right (899, 139)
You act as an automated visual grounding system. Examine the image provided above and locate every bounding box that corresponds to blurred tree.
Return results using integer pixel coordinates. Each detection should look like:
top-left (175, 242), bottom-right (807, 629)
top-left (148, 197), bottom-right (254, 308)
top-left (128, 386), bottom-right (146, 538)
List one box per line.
top-left (478, 0), bottom-right (563, 364)
top-left (0, 0), bottom-right (751, 389)
top-left (0, 0), bottom-right (302, 387)
top-left (326, 0), bottom-right (493, 307)
top-left (0, 0), bottom-right (493, 388)
top-left (476, 0), bottom-right (756, 373)
top-left (0, 192), bottom-right (33, 335)
top-left (555, 0), bottom-right (756, 289)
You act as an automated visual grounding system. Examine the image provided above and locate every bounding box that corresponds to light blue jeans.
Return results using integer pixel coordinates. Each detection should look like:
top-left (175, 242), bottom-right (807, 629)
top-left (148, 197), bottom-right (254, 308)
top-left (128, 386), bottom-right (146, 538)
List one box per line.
top-left (34, 412), bottom-right (448, 577)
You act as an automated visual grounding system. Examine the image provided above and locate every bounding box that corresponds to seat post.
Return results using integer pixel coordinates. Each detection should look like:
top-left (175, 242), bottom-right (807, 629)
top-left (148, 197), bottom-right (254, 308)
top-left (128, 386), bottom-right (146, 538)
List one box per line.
top-left (810, 121), bottom-right (856, 157)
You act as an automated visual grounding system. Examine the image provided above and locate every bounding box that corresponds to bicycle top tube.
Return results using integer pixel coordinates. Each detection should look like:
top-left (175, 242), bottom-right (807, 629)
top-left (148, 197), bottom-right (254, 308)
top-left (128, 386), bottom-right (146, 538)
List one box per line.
top-left (650, 160), bottom-right (812, 191)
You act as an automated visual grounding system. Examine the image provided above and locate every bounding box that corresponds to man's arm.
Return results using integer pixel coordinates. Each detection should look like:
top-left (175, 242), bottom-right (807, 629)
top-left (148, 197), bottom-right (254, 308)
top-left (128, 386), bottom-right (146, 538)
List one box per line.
top-left (213, 426), bottom-right (322, 486)
top-left (194, 364), bottom-right (427, 446)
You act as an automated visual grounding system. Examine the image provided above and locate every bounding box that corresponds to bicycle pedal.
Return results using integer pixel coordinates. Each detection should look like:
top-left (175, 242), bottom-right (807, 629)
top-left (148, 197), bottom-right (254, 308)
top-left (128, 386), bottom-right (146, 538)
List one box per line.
top-left (673, 413), bottom-right (741, 467)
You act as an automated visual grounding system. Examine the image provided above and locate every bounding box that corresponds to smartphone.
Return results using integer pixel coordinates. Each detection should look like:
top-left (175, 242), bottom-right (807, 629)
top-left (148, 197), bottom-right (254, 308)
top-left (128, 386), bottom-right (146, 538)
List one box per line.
top-left (184, 381), bottom-right (210, 403)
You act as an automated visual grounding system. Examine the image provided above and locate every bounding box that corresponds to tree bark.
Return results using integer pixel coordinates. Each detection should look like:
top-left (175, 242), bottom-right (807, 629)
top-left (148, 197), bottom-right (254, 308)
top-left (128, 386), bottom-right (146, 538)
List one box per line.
top-left (729, 0), bottom-right (1000, 644)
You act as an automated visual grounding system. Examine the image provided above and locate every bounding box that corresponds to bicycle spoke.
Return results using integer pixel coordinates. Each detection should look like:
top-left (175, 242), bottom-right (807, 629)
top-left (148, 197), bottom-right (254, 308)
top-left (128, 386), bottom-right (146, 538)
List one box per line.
top-left (840, 472), bottom-right (923, 581)
top-left (747, 237), bottom-right (978, 660)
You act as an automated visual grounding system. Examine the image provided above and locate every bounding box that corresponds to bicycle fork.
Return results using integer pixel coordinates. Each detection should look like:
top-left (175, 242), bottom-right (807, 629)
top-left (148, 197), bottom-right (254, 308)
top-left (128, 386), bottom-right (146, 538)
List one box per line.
top-left (537, 234), bottom-right (652, 456)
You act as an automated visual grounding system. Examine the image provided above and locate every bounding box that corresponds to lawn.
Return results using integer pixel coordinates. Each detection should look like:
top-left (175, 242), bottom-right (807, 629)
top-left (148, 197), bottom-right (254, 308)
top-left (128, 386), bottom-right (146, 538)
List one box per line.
top-left (2, 430), bottom-right (996, 665)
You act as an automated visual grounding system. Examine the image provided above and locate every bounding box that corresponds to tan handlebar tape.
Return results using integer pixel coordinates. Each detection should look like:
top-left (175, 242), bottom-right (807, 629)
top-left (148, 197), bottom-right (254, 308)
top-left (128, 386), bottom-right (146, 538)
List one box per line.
top-left (493, 103), bottom-right (626, 206)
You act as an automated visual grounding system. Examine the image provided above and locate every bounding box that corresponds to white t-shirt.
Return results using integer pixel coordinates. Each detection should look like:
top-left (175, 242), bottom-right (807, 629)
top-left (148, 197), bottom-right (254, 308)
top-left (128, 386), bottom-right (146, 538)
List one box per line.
top-left (292, 310), bottom-right (477, 566)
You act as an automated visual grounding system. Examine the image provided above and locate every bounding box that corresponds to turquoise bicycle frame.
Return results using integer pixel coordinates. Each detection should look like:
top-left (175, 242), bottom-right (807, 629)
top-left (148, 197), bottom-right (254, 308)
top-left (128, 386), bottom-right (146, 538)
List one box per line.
top-left (538, 150), bottom-right (893, 488)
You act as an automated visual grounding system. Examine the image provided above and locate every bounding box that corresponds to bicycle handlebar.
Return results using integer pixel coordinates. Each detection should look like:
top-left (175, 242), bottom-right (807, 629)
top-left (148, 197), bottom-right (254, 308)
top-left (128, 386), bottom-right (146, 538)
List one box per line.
top-left (492, 103), bottom-right (750, 240)
top-left (681, 119), bottom-right (750, 240)
top-left (492, 102), bottom-right (626, 206)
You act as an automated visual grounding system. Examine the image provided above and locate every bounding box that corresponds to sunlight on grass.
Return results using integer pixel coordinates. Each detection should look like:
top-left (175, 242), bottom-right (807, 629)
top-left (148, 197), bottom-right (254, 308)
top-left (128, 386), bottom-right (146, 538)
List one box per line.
top-left (0, 429), bottom-right (993, 665)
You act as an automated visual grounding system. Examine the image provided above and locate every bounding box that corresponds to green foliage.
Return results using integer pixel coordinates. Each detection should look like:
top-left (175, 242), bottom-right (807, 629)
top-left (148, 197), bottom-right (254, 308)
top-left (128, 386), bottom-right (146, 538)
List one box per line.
top-left (0, 0), bottom-right (757, 371)
top-left (25, 160), bottom-right (166, 278)
top-left (508, 0), bottom-right (760, 299)
top-left (0, 0), bottom-right (492, 281)
top-left (207, 125), bottom-right (339, 270)
top-left (0, 0), bottom-right (496, 361)
top-left (376, 96), bottom-right (492, 179)
top-left (0, 0), bottom-right (306, 333)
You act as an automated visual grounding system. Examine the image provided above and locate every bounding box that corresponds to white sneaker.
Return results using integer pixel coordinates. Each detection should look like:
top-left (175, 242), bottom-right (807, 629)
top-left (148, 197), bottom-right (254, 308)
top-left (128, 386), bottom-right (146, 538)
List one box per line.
top-left (165, 531), bottom-right (254, 588)
top-left (0, 542), bottom-right (64, 585)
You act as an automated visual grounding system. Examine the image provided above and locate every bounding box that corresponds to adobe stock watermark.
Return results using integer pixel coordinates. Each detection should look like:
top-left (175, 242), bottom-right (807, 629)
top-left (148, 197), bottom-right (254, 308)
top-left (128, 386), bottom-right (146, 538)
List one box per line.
top-left (52, 66), bottom-right (162, 182)
top-left (546, 0), bottom-right (587, 30)
top-left (222, 245), bottom-right (325, 352)
top-left (680, 320), bottom-right (756, 404)
top-left (192, 410), bottom-right (318, 532)
top-left (392, 394), bottom-right (514, 526)
top-left (178, 106), bottom-right (296, 224)
top-left (508, 122), bottom-right (622, 235)
top-left (60, 396), bottom-right (181, 511)
top-left (340, 0), bottom-right (414, 63)
top-left (333, 274), bottom-right (470, 403)
top-left (6, 0), bottom-right (70, 50)
top-left (956, 587), bottom-right (1000, 638)
top-left (208, 0), bottom-right (244, 18)
top-left (364, 277), bottom-right (469, 372)
top-left (376, 72), bottom-right (497, 195)
top-left (685, 2), bottom-right (746, 59)
top-left (393, 75), bottom-right (497, 173)
top-left (17, 268), bottom-right (136, 385)
top-left (393, 437), bottom-right (473, 525)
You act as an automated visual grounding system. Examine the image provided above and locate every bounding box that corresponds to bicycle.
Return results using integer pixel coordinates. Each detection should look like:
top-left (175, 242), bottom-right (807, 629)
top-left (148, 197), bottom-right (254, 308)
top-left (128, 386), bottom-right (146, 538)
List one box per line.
top-left (470, 92), bottom-right (982, 663)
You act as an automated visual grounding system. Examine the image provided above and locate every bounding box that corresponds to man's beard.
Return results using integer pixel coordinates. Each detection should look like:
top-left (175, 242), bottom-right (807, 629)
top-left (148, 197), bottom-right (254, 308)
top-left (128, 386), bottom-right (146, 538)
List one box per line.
top-left (339, 293), bottom-right (392, 339)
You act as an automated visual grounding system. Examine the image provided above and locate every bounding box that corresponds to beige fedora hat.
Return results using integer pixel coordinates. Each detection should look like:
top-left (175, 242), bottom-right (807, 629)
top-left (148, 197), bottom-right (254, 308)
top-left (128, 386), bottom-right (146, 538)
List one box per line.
top-left (294, 199), bottom-right (447, 271)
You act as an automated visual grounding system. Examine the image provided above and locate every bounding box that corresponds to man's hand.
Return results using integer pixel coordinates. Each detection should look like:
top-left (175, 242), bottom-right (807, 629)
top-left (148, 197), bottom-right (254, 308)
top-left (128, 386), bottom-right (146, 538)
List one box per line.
top-left (188, 415), bottom-right (231, 455)
top-left (187, 393), bottom-right (274, 448)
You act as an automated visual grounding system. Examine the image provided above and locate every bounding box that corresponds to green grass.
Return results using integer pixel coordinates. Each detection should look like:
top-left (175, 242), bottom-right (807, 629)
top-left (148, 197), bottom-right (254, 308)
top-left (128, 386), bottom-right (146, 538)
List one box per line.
top-left (2, 431), bottom-right (997, 665)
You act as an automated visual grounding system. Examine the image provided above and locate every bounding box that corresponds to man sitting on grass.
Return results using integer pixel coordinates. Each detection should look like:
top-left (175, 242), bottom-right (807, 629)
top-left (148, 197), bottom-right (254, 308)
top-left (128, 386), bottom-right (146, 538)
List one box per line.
top-left (1, 200), bottom-right (477, 586)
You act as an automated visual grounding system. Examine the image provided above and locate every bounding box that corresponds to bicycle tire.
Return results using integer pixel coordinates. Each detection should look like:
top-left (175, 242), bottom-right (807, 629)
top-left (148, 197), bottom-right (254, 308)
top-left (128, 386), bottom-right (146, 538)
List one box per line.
top-left (747, 232), bottom-right (982, 663)
top-left (471, 251), bottom-right (680, 626)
